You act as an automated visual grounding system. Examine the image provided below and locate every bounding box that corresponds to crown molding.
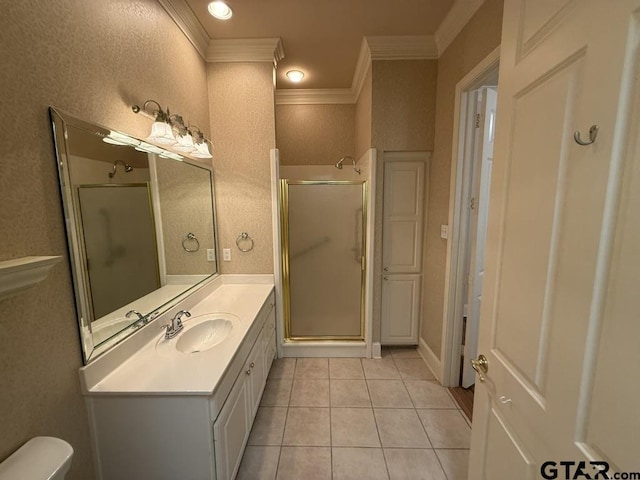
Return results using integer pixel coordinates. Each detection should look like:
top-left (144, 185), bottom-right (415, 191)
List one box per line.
top-left (351, 37), bottom-right (372, 102)
top-left (158, 0), bottom-right (209, 59)
top-left (275, 89), bottom-right (355, 105)
top-left (366, 35), bottom-right (438, 60)
top-left (435, 0), bottom-right (486, 56)
top-left (207, 38), bottom-right (284, 65)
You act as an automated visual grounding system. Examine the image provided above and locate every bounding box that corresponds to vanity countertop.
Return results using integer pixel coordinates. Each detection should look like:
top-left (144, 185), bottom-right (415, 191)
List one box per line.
top-left (83, 280), bottom-right (274, 396)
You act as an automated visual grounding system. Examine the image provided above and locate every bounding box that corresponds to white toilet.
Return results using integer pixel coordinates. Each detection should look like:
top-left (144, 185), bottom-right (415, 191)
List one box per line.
top-left (0, 437), bottom-right (73, 480)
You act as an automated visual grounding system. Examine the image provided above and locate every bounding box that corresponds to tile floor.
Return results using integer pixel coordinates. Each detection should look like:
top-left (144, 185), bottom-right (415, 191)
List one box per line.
top-left (237, 348), bottom-right (471, 480)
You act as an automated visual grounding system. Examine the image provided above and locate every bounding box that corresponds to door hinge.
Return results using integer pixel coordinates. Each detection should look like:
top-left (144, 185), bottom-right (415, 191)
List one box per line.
top-left (469, 197), bottom-right (476, 210)
top-left (475, 113), bottom-right (481, 128)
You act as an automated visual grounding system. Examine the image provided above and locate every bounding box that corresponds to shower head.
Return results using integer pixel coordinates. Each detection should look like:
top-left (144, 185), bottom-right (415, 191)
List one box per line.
top-left (336, 156), bottom-right (361, 175)
top-left (109, 160), bottom-right (134, 178)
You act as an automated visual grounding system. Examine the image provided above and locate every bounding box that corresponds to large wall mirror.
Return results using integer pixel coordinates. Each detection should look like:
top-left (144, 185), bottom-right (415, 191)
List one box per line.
top-left (50, 108), bottom-right (219, 363)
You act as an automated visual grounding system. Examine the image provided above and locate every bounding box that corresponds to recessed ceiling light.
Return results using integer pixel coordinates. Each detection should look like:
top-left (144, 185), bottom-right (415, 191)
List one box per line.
top-left (208, 1), bottom-right (233, 20)
top-left (286, 70), bottom-right (305, 83)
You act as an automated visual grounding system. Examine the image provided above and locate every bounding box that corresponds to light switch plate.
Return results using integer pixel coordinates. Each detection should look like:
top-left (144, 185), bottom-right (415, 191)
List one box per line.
top-left (440, 225), bottom-right (449, 239)
top-left (223, 248), bottom-right (231, 261)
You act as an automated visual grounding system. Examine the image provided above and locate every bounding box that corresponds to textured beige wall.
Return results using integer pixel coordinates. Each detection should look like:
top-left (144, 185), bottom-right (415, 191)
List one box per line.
top-left (0, 1), bottom-right (209, 478)
top-left (208, 63), bottom-right (276, 274)
top-left (355, 68), bottom-right (373, 160)
top-left (371, 60), bottom-right (438, 152)
top-left (421, 0), bottom-right (504, 358)
top-left (276, 104), bottom-right (355, 165)
top-left (371, 59), bottom-right (438, 343)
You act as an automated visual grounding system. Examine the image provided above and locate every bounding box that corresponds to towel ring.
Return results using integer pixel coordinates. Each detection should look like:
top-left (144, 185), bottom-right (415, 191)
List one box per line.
top-left (236, 232), bottom-right (254, 252)
top-left (182, 232), bottom-right (200, 253)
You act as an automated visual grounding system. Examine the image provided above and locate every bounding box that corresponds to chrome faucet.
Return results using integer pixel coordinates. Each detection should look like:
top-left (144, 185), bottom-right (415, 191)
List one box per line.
top-left (164, 310), bottom-right (190, 339)
top-left (126, 310), bottom-right (147, 329)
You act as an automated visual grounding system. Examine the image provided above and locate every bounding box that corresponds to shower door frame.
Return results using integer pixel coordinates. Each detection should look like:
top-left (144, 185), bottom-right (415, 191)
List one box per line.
top-left (280, 179), bottom-right (367, 342)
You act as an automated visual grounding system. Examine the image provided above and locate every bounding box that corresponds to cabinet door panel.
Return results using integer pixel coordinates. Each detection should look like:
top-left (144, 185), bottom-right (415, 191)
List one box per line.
top-left (213, 375), bottom-right (250, 480)
top-left (381, 274), bottom-right (421, 344)
top-left (246, 337), bottom-right (266, 420)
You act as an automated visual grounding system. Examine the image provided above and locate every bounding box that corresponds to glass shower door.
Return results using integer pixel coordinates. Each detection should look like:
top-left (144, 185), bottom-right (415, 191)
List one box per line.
top-left (282, 181), bottom-right (366, 340)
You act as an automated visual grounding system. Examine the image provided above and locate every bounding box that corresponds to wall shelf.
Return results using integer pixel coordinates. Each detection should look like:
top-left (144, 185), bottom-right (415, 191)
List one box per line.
top-left (0, 256), bottom-right (63, 301)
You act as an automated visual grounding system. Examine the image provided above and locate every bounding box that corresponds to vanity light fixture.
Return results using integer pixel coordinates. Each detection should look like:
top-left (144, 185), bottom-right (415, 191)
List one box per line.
top-left (189, 126), bottom-right (213, 159)
top-left (208, 1), bottom-right (233, 20)
top-left (286, 70), bottom-right (305, 83)
top-left (103, 130), bottom-right (139, 146)
top-left (132, 100), bottom-right (213, 160)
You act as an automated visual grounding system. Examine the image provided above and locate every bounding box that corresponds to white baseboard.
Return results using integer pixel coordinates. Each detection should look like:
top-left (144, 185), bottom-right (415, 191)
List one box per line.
top-left (372, 342), bottom-right (382, 359)
top-left (418, 337), bottom-right (444, 384)
top-left (281, 341), bottom-right (367, 358)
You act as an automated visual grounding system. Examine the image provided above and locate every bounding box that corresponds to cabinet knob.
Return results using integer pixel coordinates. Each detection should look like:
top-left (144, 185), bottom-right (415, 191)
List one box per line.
top-left (246, 369), bottom-right (252, 375)
top-left (250, 362), bottom-right (255, 368)
top-left (384, 276), bottom-right (389, 281)
top-left (384, 267), bottom-right (389, 272)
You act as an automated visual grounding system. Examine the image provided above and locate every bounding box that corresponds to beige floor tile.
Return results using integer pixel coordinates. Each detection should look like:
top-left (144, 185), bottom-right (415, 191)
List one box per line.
top-left (260, 377), bottom-right (293, 406)
top-left (384, 449), bottom-right (447, 480)
top-left (374, 409), bottom-right (431, 448)
top-left (248, 407), bottom-right (288, 446)
top-left (367, 380), bottom-right (413, 408)
top-left (435, 449), bottom-right (470, 480)
top-left (268, 358), bottom-right (296, 379)
top-left (332, 447), bottom-right (389, 480)
top-left (277, 447), bottom-right (332, 480)
top-left (283, 407), bottom-right (331, 446)
top-left (362, 357), bottom-right (401, 379)
top-left (289, 379), bottom-right (330, 407)
top-left (418, 410), bottom-right (471, 448)
top-left (329, 358), bottom-right (364, 379)
top-left (294, 358), bottom-right (329, 378)
top-left (331, 408), bottom-right (380, 447)
top-left (405, 380), bottom-right (457, 409)
top-left (237, 446), bottom-right (280, 480)
top-left (394, 359), bottom-right (436, 380)
top-left (389, 347), bottom-right (422, 359)
top-left (330, 380), bottom-right (371, 407)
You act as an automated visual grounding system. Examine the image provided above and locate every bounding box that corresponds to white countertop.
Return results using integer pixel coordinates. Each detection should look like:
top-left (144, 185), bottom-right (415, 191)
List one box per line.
top-left (83, 280), bottom-right (274, 396)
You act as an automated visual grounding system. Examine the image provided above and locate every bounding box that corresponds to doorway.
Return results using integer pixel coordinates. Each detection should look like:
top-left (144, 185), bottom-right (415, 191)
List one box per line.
top-left (441, 48), bottom-right (500, 419)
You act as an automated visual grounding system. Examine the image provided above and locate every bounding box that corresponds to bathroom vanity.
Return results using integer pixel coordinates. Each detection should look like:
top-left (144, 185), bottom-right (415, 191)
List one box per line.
top-left (80, 277), bottom-right (276, 480)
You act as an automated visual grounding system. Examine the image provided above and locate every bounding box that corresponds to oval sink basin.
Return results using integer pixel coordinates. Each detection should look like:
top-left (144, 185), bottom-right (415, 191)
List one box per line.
top-left (155, 313), bottom-right (240, 357)
top-left (175, 318), bottom-right (233, 354)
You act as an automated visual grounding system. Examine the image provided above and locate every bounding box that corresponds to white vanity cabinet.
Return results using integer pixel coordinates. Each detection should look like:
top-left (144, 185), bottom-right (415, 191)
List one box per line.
top-left (85, 287), bottom-right (276, 480)
top-left (214, 301), bottom-right (275, 480)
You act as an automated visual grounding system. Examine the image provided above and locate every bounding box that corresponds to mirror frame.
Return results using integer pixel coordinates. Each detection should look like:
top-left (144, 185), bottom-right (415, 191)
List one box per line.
top-left (50, 107), bottom-right (220, 364)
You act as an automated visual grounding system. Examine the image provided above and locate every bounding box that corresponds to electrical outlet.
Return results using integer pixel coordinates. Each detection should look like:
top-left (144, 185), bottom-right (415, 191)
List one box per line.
top-left (223, 248), bottom-right (231, 261)
top-left (206, 249), bottom-right (215, 262)
top-left (440, 225), bottom-right (449, 239)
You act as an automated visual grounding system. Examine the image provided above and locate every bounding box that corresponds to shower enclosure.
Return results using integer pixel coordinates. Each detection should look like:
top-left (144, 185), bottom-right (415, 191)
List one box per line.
top-left (280, 180), bottom-right (366, 340)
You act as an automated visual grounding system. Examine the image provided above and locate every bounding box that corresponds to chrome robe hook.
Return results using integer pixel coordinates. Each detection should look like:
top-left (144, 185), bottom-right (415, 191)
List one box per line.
top-left (574, 125), bottom-right (599, 146)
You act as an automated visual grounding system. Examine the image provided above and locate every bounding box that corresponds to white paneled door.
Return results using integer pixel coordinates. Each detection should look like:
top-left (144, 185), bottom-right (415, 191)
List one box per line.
top-left (469, 0), bottom-right (640, 478)
top-left (381, 153), bottom-right (427, 344)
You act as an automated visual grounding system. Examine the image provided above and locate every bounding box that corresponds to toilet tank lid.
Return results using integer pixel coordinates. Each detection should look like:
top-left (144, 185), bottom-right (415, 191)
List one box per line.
top-left (0, 437), bottom-right (73, 480)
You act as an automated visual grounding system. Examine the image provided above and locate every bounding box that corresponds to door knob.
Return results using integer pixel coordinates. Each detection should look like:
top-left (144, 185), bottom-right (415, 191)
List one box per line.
top-left (471, 354), bottom-right (488, 382)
